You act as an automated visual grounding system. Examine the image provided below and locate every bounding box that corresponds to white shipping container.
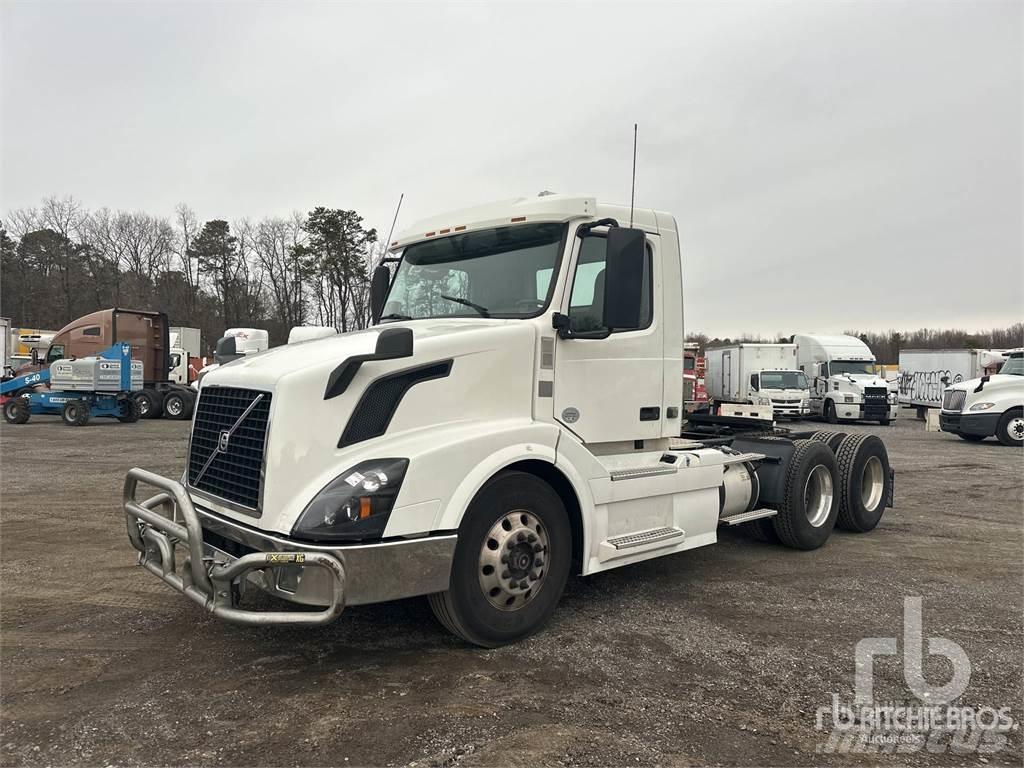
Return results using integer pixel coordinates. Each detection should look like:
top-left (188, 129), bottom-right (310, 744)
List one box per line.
top-left (897, 349), bottom-right (1006, 409)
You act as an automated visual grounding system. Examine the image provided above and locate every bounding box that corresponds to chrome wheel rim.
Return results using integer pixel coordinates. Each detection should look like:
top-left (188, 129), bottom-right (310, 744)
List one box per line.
top-left (1008, 417), bottom-right (1024, 442)
top-left (478, 509), bottom-right (549, 611)
top-left (166, 398), bottom-right (182, 416)
top-left (804, 464), bottom-right (834, 527)
top-left (861, 456), bottom-right (885, 511)
top-left (137, 397), bottom-right (149, 415)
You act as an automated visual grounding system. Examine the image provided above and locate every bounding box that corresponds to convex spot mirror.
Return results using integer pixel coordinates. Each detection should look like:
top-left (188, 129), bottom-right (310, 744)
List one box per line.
top-left (602, 227), bottom-right (646, 330)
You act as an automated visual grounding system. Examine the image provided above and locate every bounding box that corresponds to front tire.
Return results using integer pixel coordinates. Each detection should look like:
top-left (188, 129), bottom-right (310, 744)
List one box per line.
top-left (996, 409), bottom-right (1024, 447)
top-left (824, 400), bottom-right (838, 424)
top-left (3, 398), bottom-right (30, 424)
top-left (428, 471), bottom-right (571, 647)
top-left (957, 432), bottom-right (985, 443)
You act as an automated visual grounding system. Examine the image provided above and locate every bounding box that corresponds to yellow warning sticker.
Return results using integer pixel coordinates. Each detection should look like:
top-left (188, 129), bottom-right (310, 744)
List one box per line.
top-left (266, 553), bottom-right (305, 564)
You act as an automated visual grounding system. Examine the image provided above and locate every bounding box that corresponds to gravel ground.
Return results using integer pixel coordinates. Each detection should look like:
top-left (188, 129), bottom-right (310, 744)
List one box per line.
top-left (1, 413), bottom-right (1021, 767)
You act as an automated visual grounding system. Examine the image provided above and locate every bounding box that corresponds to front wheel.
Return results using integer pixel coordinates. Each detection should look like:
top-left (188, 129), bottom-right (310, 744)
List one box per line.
top-left (824, 400), bottom-right (838, 424)
top-left (62, 400), bottom-right (91, 427)
top-left (428, 471), bottom-right (571, 647)
top-left (996, 409), bottom-right (1024, 447)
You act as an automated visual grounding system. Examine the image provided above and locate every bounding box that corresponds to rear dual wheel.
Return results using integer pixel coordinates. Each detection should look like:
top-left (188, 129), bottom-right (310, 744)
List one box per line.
top-left (771, 439), bottom-right (839, 550)
top-left (162, 390), bottom-right (193, 420)
top-left (428, 471), bottom-right (570, 647)
top-left (834, 434), bottom-right (891, 532)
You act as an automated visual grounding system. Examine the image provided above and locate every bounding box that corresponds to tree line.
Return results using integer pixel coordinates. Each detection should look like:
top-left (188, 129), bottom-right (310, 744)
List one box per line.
top-left (686, 325), bottom-right (1024, 364)
top-left (1, 196), bottom-right (381, 352)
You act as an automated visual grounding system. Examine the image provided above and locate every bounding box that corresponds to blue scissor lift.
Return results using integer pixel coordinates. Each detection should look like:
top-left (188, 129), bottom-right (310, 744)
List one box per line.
top-left (1, 343), bottom-right (141, 426)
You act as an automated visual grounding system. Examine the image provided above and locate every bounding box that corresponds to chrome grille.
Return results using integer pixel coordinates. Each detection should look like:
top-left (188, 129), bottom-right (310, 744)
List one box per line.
top-left (942, 389), bottom-right (966, 412)
top-left (188, 387), bottom-right (271, 511)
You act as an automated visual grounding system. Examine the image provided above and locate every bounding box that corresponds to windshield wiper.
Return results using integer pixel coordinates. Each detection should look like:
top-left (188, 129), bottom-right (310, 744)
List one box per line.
top-left (378, 313), bottom-right (413, 321)
top-left (440, 295), bottom-right (490, 317)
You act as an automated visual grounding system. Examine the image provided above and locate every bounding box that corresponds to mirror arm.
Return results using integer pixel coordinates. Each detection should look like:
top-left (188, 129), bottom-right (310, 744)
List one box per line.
top-left (575, 218), bottom-right (619, 238)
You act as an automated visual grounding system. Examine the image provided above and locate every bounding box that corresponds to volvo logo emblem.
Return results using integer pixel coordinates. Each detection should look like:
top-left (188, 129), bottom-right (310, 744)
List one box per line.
top-left (218, 430), bottom-right (231, 452)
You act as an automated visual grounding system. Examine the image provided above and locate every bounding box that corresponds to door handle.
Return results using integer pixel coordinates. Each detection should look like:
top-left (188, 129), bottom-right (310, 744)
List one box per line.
top-left (639, 407), bottom-right (660, 421)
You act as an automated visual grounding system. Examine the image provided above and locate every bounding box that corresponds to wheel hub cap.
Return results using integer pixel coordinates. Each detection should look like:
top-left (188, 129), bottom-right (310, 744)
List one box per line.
top-left (804, 464), bottom-right (834, 527)
top-left (861, 456), bottom-right (885, 512)
top-left (1010, 417), bottom-right (1024, 441)
top-left (478, 510), bottom-right (549, 611)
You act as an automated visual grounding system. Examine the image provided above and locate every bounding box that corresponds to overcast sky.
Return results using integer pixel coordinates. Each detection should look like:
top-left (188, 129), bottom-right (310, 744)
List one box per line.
top-left (2, 1), bottom-right (1020, 337)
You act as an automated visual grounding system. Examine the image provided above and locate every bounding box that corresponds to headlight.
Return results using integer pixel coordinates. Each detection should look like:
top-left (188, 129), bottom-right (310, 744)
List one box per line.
top-left (844, 395), bottom-right (855, 403)
top-left (757, 396), bottom-right (772, 406)
top-left (291, 458), bottom-right (409, 542)
top-left (969, 402), bottom-right (995, 411)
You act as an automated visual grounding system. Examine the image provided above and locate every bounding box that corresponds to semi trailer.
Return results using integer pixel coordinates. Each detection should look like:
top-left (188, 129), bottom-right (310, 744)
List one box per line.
top-left (122, 194), bottom-right (895, 647)
top-left (705, 343), bottom-right (810, 419)
top-left (794, 334), bottom-right (898, 425)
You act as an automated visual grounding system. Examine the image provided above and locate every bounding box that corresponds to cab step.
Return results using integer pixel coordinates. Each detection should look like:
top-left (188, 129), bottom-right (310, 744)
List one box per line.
top-left (718, 508), bottom-right (777, 526)
top-left (598, 526), bottom-right (685, 562)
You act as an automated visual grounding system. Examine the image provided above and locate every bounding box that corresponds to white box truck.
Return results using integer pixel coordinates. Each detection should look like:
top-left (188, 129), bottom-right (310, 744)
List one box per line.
top-left (940, 348), bottom-right (1023, 446)
top-left (794, 334), bottom-right (898, 425)
top-left (168, 326), bottom-right (202, 387)
top-left (898, 348), bottom-right (1006, 416)
top-left (121, 194), bottom-right (895, 646)
top-left (705, 343), bottom-right (810, 419)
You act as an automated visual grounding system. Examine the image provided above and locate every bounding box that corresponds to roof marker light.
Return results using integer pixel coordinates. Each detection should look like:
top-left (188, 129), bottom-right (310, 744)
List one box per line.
top-left (454, 225), bottom-right (466, 231)
top-left (425, 231), bottom-right (435, 237)
top-left (511, 216), bottom-right (526, 223)
top-left (439, 228), bottom-right (450, 234)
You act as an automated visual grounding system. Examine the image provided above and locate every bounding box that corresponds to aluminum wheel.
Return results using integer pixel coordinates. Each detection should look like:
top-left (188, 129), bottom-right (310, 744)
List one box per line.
top-left (478, 509), bottom-right (549, 611)
top-left (861, 455), bottom-right (885, 512)
top-left (804, 464), bottom-right (834, 527)
top-left (165, 396), bottom-right (183, 417)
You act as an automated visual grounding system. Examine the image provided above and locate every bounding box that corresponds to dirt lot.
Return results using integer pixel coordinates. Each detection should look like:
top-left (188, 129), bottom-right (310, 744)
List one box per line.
top-left (1, 413), bottom-right (1021, 767)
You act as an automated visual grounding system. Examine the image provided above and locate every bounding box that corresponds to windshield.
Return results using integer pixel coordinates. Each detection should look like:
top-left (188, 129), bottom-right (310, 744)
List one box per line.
top-left (830, 360), bottom-right (874, 376)
top-left (759, 371), bottom-right (809, 390)
top-left (999, 354), bottom-right (1024, 376)
top-left (382, 223), bottom-right (565, 320)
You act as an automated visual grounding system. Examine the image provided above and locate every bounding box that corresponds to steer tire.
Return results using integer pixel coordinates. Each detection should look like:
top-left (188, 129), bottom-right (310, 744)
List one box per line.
top-left (163, 390), bottom-right (192, 420)
top-left (995, 408), bottom-right (1024, 447)
top-left (427, 471), bottom-right (571, 647)
top-left (3, 398), bottom-right (30, 424)
top-left (62, 400), bottom-right (91, 427)
top-left (134, 389), bottom-right (162, 419)
top-left (117, 397), bottom-right (141, 423)
top-left (771, 439), bottom-right (839, 550)
top-left (809, 430), bottom-right (847, 452)
top-left (824, 400), bottom-right (839, 424)
top-left (834, 434), bottom-right (891, 533)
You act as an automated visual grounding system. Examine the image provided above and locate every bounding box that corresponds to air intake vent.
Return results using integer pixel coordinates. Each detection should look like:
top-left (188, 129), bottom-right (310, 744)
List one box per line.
top-left (339, 361), bottom-right (452, 447)
top-left (188, 387), bottom-right (271, 512)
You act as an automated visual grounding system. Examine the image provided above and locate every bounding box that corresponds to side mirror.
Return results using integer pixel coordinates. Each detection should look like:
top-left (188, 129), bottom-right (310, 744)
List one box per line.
top-left (214, 335), bottom-right (242, 365)
top-left (602, 227), bottom-right (646, 329)
top-left (750, 374), bottom-right (759, 391)
top-left (370, 265), bottom-right (391, 323)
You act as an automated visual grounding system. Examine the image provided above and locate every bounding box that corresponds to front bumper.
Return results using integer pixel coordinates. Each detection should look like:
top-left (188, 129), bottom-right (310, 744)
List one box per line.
top-left (123, 468), bottom-right (456, 626)
top-left (940, 411), bottom-right (999, 437)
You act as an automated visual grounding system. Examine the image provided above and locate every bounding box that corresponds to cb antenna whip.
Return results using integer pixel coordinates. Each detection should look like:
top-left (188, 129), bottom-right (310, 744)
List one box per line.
top-left (379, 192), bottom-right (404, 267)
top-left (629, 123), bottom-right (637, 228)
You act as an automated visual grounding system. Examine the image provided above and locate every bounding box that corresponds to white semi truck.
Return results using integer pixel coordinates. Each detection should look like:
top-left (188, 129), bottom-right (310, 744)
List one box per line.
top-left (122, 195), bottom-right (895, 646)
top-left (794, 334), bottom-right (897, 426)
top-left (940, 348), bottom-right (1023, 446)
top-left (705, 343), bottom-right (809, 419)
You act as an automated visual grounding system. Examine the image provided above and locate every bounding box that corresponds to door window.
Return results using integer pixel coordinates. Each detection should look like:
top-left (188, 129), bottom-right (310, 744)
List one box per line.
top-left (46, 344), bottom-right (65, 363)
top-left (567, 236), bottom-right (652, 333)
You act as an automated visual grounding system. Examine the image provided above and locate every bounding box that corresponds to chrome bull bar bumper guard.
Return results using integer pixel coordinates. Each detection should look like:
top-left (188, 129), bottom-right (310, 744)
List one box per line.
top-left (123, 467), bottom-right (345, 626)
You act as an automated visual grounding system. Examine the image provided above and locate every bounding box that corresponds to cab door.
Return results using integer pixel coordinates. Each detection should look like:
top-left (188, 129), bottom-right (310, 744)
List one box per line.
top-left (552, 228), bottom-right (664, 445)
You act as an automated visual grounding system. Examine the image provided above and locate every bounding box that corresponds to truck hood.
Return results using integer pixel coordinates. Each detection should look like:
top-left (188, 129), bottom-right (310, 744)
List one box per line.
top-left (191, 319), bottom-right (537, 533)
top-left (837, 374), bottom-right (889, 390)
top-left (947, 373), bottom-right (1022, 392)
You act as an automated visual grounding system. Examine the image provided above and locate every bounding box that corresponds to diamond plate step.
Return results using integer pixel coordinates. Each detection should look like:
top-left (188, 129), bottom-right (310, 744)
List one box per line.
top-left (719, 508), bottom-right (777, 526)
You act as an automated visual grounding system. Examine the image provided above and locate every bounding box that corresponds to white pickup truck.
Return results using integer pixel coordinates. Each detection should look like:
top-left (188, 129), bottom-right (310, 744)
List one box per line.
top-left (940, 348), bottom-right (1024, 446)
top-left (123, 195), bottom-right (895, 646)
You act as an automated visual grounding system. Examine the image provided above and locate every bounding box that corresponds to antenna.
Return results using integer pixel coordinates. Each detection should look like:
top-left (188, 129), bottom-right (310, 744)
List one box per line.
top-left (629, 123), bottom-right (637, 228)
top-left (379, 193), bottom-right (404, 267)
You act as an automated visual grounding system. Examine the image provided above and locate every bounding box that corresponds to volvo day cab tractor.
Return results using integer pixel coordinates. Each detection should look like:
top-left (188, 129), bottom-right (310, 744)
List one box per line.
top-left (794, 334), bottom-right (897, 425)
top-left (705, 343), bottom-right (810, 420)
top-left (940, 348), bottom-right (1024, 446)
top-left (122, 195), bottom-right (895, 647)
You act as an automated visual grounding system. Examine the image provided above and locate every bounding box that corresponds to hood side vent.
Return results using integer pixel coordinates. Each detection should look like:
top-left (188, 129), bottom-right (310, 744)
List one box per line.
top-left (339, 360), bottom-right (453, 447)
